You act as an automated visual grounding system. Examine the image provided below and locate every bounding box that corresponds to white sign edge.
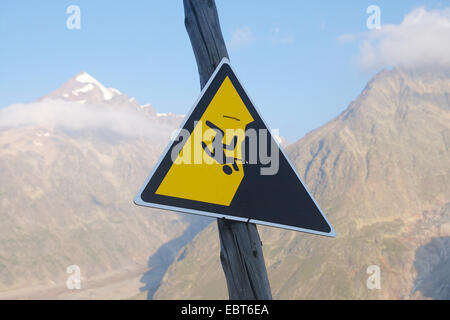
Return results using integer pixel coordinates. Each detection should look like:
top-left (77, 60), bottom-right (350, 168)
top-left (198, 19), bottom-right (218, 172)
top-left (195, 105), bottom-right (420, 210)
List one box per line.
top-left (133, 57), bottom-right (336, 238)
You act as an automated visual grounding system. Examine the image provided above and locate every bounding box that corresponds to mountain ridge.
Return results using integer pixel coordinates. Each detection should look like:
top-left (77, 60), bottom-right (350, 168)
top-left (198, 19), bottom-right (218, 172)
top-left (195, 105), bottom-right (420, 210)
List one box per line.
top-left (0, 72), bottom-right (209, 299)
top-left (153, 67), bottom-right (450, 299)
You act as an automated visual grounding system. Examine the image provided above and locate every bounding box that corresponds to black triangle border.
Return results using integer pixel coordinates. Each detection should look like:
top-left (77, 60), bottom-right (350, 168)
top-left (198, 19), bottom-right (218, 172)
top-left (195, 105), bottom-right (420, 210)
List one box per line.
top-left (134, 58), bottom-right (335, 237)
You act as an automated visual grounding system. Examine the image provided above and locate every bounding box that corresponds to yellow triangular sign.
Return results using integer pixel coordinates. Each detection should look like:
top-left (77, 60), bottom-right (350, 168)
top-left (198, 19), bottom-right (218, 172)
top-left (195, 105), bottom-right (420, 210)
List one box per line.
top-left (134, 58), bottom-right (335, 237)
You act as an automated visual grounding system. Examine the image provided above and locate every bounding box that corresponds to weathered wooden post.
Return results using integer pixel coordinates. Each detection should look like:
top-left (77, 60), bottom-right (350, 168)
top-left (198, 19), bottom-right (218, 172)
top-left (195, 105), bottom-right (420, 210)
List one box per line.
top-left (183, 0), bottom-right (272, 300)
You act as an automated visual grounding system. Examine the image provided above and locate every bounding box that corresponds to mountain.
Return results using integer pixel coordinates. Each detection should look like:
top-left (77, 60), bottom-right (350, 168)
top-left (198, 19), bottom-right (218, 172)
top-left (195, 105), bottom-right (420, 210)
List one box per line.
top-left (37, 71), bottom-right (183, 127)
top-left (0, 73), bottom-right (209, 299)
top-left (153, 68), bottom-right (450, 300)
top-left (40, 71), bottom-right (143, 108)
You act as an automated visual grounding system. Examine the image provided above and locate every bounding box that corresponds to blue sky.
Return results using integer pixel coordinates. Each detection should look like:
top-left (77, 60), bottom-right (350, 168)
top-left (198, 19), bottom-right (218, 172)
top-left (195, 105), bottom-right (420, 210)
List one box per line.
top-left (0, 0), bottom-right (448, 141)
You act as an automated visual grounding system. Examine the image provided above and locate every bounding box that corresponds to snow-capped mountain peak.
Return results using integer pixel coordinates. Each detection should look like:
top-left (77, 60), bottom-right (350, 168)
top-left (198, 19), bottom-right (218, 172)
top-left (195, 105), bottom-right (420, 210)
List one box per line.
top-left (74, 72), bottom-right (119, 101)
top-left (34, 72), bottom-right (188, 126)
top-left (39, 71), bottom-right (139, 109)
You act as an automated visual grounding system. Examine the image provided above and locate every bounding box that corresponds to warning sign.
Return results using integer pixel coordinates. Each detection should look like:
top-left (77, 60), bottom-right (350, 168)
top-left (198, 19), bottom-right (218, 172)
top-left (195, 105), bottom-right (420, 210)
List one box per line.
top-left (134, 58), bottom-right (335, 237)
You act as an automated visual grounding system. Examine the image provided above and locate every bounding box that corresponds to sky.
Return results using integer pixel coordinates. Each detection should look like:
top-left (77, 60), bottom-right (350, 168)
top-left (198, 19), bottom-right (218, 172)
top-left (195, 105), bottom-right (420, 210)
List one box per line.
top-left (1, 0), bottom-right (449, 142)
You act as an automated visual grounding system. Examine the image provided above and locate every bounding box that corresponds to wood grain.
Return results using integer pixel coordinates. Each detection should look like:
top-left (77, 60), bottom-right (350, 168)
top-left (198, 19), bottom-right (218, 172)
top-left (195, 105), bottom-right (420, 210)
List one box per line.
top-left (183, 0), bottom-right (272, 300)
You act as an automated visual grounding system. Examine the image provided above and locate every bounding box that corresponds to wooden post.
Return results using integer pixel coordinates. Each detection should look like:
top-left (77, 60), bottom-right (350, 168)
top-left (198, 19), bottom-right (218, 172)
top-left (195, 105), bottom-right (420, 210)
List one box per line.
top-left (183, 0), bottom-right (272, 300)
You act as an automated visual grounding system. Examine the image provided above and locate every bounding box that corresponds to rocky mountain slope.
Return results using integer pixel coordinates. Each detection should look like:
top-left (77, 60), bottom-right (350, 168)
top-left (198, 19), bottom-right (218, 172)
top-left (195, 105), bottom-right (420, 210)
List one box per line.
top-left (0, 73), bottom-right (207, 298)
top-left (154, 68), bottom-right (450, 299)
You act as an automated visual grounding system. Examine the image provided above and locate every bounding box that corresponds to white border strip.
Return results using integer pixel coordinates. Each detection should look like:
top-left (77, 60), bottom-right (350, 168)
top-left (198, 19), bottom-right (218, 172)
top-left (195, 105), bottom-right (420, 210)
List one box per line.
top-left (134, 58), bottom-right (336, 238)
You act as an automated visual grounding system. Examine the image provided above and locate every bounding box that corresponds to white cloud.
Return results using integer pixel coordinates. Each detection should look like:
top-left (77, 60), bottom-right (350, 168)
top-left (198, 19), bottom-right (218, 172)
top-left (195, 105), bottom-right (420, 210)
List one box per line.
top-left (339, 7), bottom-right (450, 71)
top-left (0, 100), bottom-right (175, 139)
top-left (228, 26), bottom-right (255, 50)
top-left (270, 27), bottom-right (295, 45)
